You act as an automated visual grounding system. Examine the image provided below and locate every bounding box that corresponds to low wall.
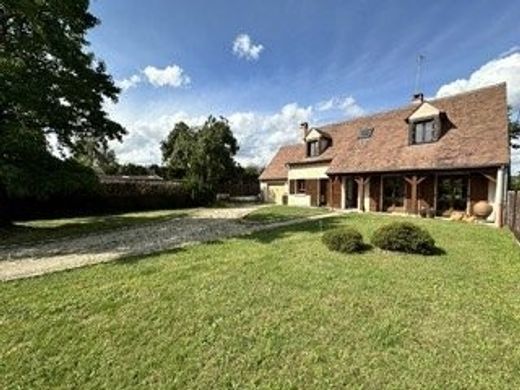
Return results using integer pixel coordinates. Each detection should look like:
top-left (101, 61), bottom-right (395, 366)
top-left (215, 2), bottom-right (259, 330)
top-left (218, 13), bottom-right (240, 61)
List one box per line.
top-left (288, 194), bottom-right (311, 207)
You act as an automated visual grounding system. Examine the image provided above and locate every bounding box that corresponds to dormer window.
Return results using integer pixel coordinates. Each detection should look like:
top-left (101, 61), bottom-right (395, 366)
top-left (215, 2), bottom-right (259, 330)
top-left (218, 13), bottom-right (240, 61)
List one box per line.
top-left (407, 102), bottom-right (443, 145)
top-left (304, 128), bottom-right (331, 157)
top-left (308, 140), bottom-right (320, 157)
top-left (412, 119), bottom-right (435, 144)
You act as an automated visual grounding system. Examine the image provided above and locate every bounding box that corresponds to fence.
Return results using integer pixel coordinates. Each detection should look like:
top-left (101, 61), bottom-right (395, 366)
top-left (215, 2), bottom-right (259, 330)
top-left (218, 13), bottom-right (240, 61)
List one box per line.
top-left (505, 191), bottom-right (520, 240)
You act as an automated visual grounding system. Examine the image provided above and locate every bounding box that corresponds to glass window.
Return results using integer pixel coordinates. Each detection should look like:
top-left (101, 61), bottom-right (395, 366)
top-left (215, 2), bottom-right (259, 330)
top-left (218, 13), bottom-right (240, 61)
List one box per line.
top-left (297, 179), bottom-right (306, 193)
top-left (437, 176), bottom-right (468, 214)
top-left (413, 120), bottom-right (435, 144)
top-left (383, 177), bottom-right (405, 211)
top-left (308, 140), bottom-right (320, 157)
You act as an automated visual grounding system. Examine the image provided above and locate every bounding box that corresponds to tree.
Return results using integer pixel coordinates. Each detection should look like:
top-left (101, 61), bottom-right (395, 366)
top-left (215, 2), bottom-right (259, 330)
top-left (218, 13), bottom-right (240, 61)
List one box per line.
top-left (73, 137), bottom-right (119, 174)
top-left (0, 1), bottom-right (126, 225)
top-left (161, 122), bottom-right (195, 178)
top-left (161, 116), bottom-right (239, 197)
top-left (509, 106), bottom-right (520, 149)
top-left (117, 163), bottom-right (151, 176)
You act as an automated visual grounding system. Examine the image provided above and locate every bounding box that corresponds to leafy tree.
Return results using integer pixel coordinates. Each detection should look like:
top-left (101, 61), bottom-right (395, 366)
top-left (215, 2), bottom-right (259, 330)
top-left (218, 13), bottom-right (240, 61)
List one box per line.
top-left (0, 1), bottom-right (126, 225)
top-left (73, 137), bottom-right (119, 174)
top-left (161, 116), bottom-right (239, 198)
top-left (117, 163), bottom-right (151, 176)
top-left (161, 122), bottom-right (195, 178)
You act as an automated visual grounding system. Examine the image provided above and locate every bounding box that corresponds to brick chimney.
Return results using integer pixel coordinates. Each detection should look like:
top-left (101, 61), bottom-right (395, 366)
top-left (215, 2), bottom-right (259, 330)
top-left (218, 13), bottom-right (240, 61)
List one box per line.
top-left (300, 122), bottom-right (309, 139)
top-left (412, 92), bottom-right (424, 105)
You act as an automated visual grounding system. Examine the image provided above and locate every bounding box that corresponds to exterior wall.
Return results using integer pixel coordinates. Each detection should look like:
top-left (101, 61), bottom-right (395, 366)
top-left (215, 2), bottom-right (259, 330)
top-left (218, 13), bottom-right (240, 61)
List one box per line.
top-left (261, 181), bottom-right (288, 205)
top-left (470, 174), bottom-right (489, 210)
top-left (408, 102), bottom-right (440, 121)
top-left (307, 179), bottom-right (318, 206)
top-left (287, 164), bottom-right (329, 180)
top-left (288, 194), bottom-right (311, 207)
top-left (330, 176), bottom-right (342, 208)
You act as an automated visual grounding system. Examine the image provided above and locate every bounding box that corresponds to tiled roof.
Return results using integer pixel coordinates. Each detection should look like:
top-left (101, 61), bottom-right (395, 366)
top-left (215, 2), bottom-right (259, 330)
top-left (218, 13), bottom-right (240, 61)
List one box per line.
top-left (260, 83), bottom-right (509, 180)
top-left (258, 145), bottom-right (302, 180)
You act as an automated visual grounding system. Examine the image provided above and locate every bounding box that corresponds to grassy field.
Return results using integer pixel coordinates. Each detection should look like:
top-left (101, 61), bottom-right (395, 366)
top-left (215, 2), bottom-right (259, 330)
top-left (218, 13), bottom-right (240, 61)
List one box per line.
top-left (0, 209), bottom-right (192, 246)
top-left (244, 205), bottom-right (328, 223)
top-left (1, 214), bottom-right (520, 388)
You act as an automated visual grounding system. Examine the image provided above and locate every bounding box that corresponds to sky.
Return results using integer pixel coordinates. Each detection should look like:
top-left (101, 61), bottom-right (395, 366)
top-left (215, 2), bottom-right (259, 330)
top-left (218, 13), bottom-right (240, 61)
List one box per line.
top-left (87, 0), bottom-right (520, 171)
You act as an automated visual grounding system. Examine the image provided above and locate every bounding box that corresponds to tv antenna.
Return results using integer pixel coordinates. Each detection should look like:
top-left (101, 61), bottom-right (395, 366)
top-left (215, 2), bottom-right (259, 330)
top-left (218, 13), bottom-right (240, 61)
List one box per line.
top-left (414, 54), bottom-right (425, 93)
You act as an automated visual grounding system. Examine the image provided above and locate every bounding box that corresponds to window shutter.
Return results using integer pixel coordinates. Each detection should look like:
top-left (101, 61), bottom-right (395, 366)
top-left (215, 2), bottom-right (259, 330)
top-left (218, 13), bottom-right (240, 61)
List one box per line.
top-left (433, 115), bottom-right (442, 141)
top-left (408, 122), bottom-right (415, 145)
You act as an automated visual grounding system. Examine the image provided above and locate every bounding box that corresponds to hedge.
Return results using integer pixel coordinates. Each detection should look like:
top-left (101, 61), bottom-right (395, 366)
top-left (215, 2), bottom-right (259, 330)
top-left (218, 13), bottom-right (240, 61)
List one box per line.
top-left (9, 181), bottom-right (200, 221)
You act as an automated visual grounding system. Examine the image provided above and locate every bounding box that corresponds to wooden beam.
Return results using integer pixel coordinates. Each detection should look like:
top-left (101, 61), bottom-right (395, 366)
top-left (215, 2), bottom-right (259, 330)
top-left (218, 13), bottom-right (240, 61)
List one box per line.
top-left (403, 175), bottom-right (427, 214)
top-left (482, 173), bottom-right (496, 183)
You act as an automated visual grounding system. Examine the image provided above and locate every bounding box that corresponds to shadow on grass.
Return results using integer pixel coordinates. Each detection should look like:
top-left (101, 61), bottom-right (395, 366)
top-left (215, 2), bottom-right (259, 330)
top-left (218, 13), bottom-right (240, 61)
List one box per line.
top-left (116, 247), bottom-right (187, 265)
top-left (2, 212), bottom-right (191, 246)
top-left (240, 216), bottom-right (346, 244)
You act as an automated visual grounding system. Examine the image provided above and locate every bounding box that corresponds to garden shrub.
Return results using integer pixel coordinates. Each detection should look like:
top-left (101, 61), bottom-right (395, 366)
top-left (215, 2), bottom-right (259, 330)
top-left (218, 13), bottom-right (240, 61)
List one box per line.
top-left (322, 227), bottom-right (365, 253)
top-left (371, 221), bottom-right (435, 255)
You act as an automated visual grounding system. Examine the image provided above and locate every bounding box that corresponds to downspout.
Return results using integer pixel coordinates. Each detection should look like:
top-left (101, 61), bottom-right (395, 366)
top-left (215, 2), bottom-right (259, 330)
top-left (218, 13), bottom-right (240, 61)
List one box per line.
top-left (495, 166), bottom-right (505, 227)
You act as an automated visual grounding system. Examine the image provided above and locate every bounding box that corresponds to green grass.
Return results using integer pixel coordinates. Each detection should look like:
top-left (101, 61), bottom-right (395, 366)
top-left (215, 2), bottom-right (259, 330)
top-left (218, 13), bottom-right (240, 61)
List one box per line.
top-left (0, 209), bottom-right (192, 246)
top-left (1, 214), bottom-right (520, 388)
top-left (244, 205), bottom-right (328, 223)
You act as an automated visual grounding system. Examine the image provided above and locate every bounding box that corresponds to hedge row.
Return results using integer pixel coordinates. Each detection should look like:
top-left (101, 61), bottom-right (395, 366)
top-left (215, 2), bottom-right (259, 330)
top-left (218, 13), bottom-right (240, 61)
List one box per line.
top-left (9, 181), bottom-right (201, 221)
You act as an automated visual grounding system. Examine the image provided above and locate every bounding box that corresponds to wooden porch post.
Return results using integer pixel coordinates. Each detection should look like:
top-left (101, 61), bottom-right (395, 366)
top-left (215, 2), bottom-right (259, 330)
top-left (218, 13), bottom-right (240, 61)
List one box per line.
top-left (466, 175), bottom-right (472, 215)
top-left (316, 178), bottom-right (320, 207)
top-left (433, 173), bottom-right (438, 214)
top-left (355, 177), bottom-right (365, 212)
top-left (379, 176), bottom-right (384, 212)
top-left (404, 175), bottom-right (426, 214)
top-left (355, 176), bottom-right (371, 212)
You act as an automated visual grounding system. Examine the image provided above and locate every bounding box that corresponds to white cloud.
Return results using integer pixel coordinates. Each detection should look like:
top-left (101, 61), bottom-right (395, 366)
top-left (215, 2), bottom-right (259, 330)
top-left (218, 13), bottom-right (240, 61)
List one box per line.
top-left (108, 92), bottom-right (367, 168)
top-left (143, 64), bottom-right (191, 87)
top-left (116, 74), bottom-right (141, 91)
top-left (232, 34), bottom-right (264, 61)
top-left (500, 46), bottom-right (520, 58)
top-left (436, 52), bottom-right (520, 108)
top-left (229, 103), bottom-right (313, 166)
top-left (109, 111), bottom-right (206, 165)
top-left (316, 96), bottom-right (365, 118)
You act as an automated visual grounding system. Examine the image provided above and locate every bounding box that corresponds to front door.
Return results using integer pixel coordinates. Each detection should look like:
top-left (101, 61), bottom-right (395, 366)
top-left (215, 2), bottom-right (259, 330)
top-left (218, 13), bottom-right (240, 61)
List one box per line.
top-left (346, 178), bottom-right (358, 208)
top-left (319, 179), bottom-right (328, 206)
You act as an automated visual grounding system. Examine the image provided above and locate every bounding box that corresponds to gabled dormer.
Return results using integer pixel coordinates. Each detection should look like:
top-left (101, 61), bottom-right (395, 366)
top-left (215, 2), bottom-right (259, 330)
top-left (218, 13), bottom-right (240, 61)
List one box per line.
top-left (300, 123), bottom-right (332, 158)
top-left (406, 99), bottom-right (443, 145)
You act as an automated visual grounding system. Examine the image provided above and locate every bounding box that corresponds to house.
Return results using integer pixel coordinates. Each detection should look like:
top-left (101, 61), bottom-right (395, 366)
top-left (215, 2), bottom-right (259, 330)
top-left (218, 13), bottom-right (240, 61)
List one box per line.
top-left (259, 83), bottom-right (509, 226)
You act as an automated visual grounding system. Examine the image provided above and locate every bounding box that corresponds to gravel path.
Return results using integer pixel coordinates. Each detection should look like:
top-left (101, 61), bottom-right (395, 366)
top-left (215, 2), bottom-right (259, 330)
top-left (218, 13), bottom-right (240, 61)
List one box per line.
top-left (0, 207), bottom-right (336, 281)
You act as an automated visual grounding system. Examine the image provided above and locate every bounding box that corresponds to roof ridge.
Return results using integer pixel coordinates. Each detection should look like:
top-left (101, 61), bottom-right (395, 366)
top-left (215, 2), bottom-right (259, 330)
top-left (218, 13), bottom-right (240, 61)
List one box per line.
top-left (319, 82), bottom-right (506, 130)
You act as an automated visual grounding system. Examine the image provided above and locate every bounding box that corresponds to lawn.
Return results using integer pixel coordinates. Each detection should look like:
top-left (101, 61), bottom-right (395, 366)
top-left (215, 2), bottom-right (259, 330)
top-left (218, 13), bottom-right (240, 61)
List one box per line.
top-left (244, 205), bottom-right (328, 223)
top-left (1, 214), bottom-right (520, 388)
top-left (0, 209), bottom-right (192, 246)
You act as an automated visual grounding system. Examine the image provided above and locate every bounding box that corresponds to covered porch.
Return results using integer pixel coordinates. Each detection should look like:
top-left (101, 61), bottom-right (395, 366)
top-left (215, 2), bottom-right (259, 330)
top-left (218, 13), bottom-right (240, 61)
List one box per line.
top-left (332, 167), bottom-right (507, 226)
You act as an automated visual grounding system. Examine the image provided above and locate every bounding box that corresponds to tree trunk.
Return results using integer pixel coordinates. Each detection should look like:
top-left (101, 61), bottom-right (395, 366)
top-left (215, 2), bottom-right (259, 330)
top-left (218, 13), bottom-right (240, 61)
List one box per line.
top-left (0, 182), bottom-right (12, 227)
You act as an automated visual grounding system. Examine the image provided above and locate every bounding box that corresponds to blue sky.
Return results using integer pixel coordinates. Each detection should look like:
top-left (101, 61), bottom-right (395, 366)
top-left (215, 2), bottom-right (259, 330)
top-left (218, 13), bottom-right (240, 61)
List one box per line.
top-left (88, 0), bottom-right (520, 169)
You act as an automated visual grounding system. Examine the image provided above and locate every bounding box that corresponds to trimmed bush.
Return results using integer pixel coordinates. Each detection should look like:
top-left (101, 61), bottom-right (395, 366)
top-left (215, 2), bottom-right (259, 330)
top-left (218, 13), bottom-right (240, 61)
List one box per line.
top-left (371, 222), bottom-right (435, 255)
top-left (322, 227), bottom-right (365, 253)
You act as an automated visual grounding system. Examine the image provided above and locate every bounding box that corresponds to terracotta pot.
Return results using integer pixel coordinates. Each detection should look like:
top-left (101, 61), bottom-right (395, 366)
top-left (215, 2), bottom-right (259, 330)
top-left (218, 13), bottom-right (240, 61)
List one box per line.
top-left (473, 201), bottom-right (493, 219)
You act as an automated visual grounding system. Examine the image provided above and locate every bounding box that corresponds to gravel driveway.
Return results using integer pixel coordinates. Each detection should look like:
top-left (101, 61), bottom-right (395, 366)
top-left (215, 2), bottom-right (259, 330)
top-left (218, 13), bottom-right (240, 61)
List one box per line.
top-left (0, 207), bottom-right (335, 281)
